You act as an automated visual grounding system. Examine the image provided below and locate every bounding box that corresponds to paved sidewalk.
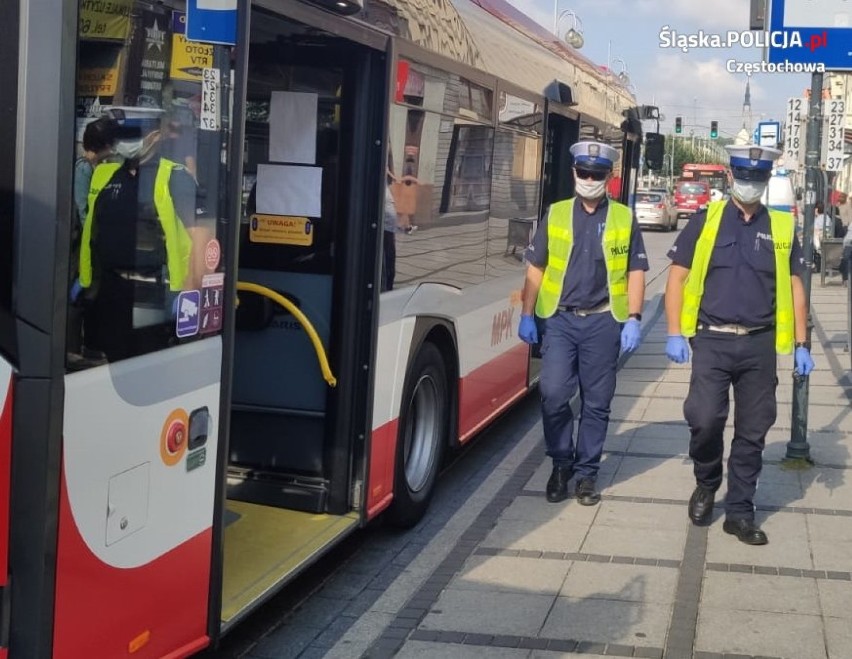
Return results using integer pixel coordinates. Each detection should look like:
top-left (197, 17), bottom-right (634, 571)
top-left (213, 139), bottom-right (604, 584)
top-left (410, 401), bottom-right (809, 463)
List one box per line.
top-left (351, 281), bottom-right (852, 659)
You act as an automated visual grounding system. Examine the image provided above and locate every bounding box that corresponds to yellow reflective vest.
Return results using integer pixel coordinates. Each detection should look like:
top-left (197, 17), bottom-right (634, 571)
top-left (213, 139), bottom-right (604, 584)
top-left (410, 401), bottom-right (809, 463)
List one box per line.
top-left (79, 158), bottom-right (193, 292)
top-left (680, 200), bottom-right (795, 354)
top-left (535, 198), bottom-right (633, 321)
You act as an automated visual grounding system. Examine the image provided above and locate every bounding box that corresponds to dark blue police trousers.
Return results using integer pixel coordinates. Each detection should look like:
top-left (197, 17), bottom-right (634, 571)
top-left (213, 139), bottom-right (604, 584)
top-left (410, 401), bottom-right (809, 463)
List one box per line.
top-left (539, 310), bottom-right (621, 479)
top-left (684, 329), bottom-right (777, 520)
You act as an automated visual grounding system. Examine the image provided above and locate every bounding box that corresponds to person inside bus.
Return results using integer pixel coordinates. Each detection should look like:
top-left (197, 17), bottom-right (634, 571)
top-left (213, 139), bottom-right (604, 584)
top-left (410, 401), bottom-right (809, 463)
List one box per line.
top-left (664, 144), bottom-right (812, 546)
top-left (74, 117), bottom-right (119, 227)
top-left (68, 116), bottom-right (118, 363)
top-left (77, 109), bottom-right (200, 362)
top-left (518, 141), bottom-right (648, 506)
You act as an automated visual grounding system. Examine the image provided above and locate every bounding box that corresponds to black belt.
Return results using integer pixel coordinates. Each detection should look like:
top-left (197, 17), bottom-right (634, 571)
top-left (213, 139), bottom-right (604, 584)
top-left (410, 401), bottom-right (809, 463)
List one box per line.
top-left (557, 301), bottom-right (610, 317)
top-left (697, 323), bottom-right (774, 336)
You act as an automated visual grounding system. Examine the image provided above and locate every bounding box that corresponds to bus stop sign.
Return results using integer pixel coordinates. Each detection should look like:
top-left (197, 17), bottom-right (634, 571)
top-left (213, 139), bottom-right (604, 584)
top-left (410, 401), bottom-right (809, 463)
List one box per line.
top-left (187, 0), bottom-right (237, 46)
top-left (768, 0), bottom-right (852, 71)
top-left (757, 121), bottom-right (781, 148)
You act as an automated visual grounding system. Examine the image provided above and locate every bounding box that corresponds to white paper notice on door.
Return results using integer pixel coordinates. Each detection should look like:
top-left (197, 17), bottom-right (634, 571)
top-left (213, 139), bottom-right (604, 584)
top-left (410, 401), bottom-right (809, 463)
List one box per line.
top-left (256, 164), bottom-right (322, 218)
top-left (269, 91), bottom-right (317, 164)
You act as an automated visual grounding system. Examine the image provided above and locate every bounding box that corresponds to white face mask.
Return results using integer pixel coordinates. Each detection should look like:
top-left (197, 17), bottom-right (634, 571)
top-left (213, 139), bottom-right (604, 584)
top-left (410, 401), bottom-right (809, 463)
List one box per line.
top-left (731, 179), bottom-right (767, 205)
top-left (575, 178), bottom-right (607, 200)
top-left (114, 138), bottom-right (144, 160)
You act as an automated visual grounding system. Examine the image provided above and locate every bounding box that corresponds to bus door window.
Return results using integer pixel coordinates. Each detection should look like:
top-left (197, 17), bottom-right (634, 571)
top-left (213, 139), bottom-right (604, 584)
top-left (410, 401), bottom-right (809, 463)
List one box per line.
top-left (69, 0), bottom-right (230, 369)
top-left (229, 14), bottom-right (355, 493)
top-left (488, 92), bottom-right (543, 269)
top-left (388, 58), bottom-right (493, 289)
top-left (239, 50), bottom-right (343, 274)
top-left (542, 112), bottom-right (577, 207)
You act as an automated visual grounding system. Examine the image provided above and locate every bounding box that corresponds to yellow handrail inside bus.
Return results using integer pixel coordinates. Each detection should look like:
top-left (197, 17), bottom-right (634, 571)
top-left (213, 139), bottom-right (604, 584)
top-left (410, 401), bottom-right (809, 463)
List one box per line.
top-left (235, 281), bottom-right (337, 387)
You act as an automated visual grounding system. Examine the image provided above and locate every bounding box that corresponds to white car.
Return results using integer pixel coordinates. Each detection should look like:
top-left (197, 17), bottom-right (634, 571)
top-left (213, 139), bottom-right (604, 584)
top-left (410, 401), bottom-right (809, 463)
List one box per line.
top-left (635, 190), bottom-right (677, 231)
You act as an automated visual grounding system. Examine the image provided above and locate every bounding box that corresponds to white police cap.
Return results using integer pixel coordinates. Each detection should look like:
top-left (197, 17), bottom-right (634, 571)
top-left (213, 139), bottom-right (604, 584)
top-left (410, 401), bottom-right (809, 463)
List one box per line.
top-left (724, 144), bottom-right (782, 172)
top-left (569, 141), bottom-right (620, 171)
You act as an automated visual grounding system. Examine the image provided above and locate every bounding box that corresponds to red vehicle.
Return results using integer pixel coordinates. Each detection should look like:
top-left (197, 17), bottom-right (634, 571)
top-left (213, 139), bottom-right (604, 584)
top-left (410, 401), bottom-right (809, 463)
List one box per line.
top-left (673, 179), bottom-right (711, 219)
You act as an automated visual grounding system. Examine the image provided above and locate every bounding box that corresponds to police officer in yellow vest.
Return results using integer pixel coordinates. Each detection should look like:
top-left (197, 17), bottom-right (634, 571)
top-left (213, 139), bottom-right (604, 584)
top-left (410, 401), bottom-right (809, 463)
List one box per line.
top-left (665, 144), bottom-right (814, 545)
top-left (78, 109), bottom-right (196, 362)
top-left (519, 141), bottom-right (648, 505)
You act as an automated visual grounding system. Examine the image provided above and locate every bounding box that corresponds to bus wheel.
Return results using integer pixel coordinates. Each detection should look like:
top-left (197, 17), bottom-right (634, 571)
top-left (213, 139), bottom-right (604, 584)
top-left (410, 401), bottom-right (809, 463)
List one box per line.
top-left (386, 342), bottom-right (448, 528)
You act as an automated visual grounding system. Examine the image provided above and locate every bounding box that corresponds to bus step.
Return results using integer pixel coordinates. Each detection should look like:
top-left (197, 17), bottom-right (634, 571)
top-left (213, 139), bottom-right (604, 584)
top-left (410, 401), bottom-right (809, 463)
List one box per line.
top-left (226, 468), bottom-right (328, 513)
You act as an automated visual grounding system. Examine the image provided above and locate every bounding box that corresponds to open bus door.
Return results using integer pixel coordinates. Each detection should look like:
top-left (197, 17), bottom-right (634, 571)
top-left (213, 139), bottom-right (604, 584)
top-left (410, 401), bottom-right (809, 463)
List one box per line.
top-left (49, 0), bottom-right (235, 655)
top-left (8, 0), bottom-right (236, 655)
top-left (542, 85), bottom-right (580, 211)
top-left (620, 108), bottom-right (643, 207)
top-left (211, 3), bottom-right (388, 633)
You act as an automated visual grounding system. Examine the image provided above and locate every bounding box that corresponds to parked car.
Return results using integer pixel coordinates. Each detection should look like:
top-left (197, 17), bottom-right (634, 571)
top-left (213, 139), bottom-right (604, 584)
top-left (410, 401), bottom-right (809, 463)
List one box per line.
top-left (635, 189), bottom-right (677, 231)
top-left (674, 180), bottom-right (710, 219)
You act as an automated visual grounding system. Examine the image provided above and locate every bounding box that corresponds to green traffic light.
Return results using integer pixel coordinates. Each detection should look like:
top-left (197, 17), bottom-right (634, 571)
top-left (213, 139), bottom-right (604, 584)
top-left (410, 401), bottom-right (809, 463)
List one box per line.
top-left (710, 121), bottom-right (718, 139)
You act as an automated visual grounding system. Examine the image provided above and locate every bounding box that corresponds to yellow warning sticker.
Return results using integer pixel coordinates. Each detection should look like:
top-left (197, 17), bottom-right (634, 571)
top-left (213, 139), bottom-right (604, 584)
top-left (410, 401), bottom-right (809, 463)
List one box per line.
top-left (249, 215), bottom-right (314, 246)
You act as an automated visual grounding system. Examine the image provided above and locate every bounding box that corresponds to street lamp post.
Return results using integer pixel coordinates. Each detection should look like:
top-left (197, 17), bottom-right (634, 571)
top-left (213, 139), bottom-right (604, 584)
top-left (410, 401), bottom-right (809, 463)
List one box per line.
top-left (552, 6), bottom-right (584, 48)
top-left (610, 56), bottom-right (630, 86)
top-left (605, 48), bottom-right (629, 125)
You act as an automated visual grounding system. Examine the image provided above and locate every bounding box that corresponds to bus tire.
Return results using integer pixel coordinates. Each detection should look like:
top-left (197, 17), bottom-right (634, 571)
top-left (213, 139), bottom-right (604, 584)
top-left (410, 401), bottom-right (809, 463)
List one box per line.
top-left (386, 342), bottom-right (448, 528)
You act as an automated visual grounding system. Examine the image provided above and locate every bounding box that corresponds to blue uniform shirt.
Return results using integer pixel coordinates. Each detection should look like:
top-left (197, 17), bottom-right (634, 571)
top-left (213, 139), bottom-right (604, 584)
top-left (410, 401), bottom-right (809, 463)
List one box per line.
top-left (526, 197), bottom-right (649, 309)
top-left (667, 200), bottom-right (805, 327)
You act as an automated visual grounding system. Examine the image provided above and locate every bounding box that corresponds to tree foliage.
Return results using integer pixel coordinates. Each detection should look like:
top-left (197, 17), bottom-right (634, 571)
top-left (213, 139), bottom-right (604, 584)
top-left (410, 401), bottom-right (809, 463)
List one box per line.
top-left (665, 134), bottom-right (727, 176)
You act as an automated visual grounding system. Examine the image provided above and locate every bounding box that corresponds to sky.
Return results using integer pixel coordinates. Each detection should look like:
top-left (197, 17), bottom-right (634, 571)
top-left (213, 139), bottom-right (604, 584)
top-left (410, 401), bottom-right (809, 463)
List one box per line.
top-left (505, 0), bottom-right (814, 141)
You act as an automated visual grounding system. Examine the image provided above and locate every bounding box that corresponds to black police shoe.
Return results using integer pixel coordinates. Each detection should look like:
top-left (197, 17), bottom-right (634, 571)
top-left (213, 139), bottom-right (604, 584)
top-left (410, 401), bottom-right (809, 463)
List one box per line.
top-left (723, 518), bottom-right (768, 545)
top-left (574, 477), bottom-right (601, 506)
top-left (688, 485), bottom-right (716, 526)
top-left (545, 465), bottom-right (572, 503)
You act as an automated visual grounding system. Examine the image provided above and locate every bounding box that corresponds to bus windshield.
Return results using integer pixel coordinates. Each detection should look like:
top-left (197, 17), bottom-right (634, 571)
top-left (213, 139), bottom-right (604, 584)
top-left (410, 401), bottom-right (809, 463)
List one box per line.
top-left (681, 164), bottom-right (727, 193)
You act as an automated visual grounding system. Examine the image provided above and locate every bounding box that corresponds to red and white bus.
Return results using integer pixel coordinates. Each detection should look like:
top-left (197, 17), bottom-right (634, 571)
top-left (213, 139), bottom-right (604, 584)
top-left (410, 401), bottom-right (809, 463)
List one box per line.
top-left (0, 0), bottom-right (641, 656)
top-left (680, 162), bottom-right (728, 193)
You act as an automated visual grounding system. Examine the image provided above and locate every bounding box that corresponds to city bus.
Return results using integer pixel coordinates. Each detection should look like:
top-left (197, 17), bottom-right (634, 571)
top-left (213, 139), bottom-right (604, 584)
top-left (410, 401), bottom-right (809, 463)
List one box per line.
top-left (680, 162), bottom-right (728, 193)
top-left (0, 0), bottom-right (641, 655)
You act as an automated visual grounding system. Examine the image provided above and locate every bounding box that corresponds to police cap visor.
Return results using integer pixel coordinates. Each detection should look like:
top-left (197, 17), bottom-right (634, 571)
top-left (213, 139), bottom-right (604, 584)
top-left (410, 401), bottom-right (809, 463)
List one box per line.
top-left (731, 166), bottom-right (772, 183)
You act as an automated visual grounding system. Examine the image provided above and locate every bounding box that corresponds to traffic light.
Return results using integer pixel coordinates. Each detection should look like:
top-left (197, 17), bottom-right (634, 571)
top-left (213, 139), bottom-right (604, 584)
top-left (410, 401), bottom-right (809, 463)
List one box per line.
top-left (644, 133), bottom-right (665, 170)
top-left (710, 121), bottom-right (719, 138)
top-left (675, 116), bottom-right (682, 134)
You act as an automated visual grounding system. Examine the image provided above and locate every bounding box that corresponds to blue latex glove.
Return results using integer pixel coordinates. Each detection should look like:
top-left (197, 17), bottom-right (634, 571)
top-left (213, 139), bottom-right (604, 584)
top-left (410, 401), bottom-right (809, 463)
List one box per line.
top-left (69, 279), bottom-right (83, 303)
top-left (518, 314), bottom-right (539, 345)
top-left (795, 346), bottom-right (815, 376)
top-left (620, 318), bottom-right (641, 353)
top-left (666, 335), bottom-right (690, 363)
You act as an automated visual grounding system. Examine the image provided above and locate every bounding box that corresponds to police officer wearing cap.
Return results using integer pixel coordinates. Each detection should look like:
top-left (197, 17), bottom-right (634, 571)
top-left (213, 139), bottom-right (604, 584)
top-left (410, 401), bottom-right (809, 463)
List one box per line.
top-left (665, 144), bottom-right (814, 545)
top-left (519, 141), bottom-right (649, 505)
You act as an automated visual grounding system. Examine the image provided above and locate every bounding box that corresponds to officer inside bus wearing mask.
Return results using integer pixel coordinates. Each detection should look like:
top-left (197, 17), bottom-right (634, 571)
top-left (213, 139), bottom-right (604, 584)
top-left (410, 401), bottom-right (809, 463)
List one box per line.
top-left (78, 109), bottom-right (198, 362)
top-left (665, 144), bottom-right (814, 545)
top-left (518, 141), bottom-right (648, 506)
